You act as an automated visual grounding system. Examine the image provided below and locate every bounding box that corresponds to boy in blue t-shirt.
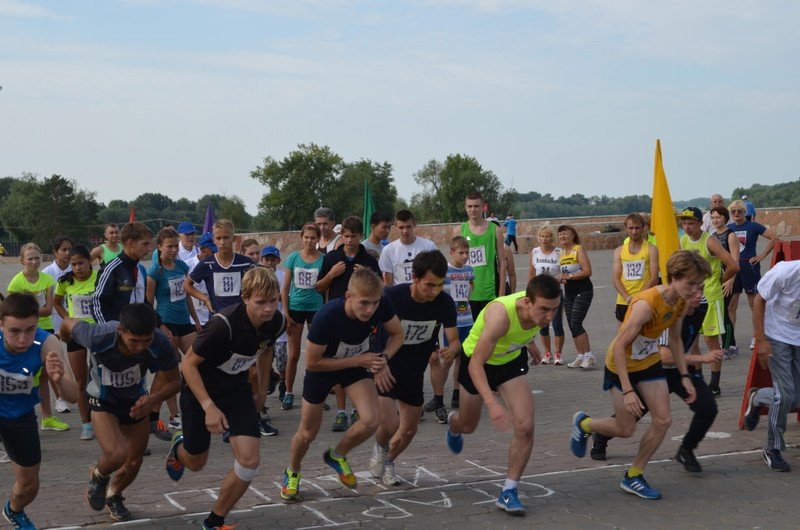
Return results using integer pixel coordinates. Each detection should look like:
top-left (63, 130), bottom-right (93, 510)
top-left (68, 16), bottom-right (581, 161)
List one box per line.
top-left (424, 236), bottom-right (474, 416)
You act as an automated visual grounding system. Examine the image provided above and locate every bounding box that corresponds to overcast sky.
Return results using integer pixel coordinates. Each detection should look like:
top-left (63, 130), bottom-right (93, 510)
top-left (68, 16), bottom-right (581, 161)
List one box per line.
top-left (2, 0), bottom-right (798, 214)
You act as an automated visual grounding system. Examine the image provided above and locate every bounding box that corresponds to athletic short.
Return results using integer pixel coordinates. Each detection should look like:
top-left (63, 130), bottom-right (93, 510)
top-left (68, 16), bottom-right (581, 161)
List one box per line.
top-left (164, 322), bottom-right (196, 337)
top-left (733, 261), bottom-right (761, 295)
top-left (457, 349), bottom-right (529, 395)
top-left (603, 361), bottom-right (665, 392)
top-left (615, 304), bottom-right (629, 323)
top-left (289, 310), bottom-right (315, 325)
top-left (0, 411), bottom-right (41, 467)
top-left (180, 384), bottom-right (260, 455)
top-left (302, 368), bottom-right (372, 405)
top-left (66, 339), bottom-right (84, 352)
top-left (701, 298), bottom-right (725, 337)
top-left (273, 342), bottom-right (288, 373)
top-left (88, 396), bottom-right (147, 426)
top-left (469, 300), bottom-right (490, 321)
top-left (378, 367), bottom-right (424, 407)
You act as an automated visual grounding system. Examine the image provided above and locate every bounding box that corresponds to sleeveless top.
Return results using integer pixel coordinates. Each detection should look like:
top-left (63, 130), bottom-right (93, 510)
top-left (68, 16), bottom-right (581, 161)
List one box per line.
top-left (531, 247), bottom-right (561, 277)
top-left (461, 222), bottom-right (499, 301)
top-left (605, 287), bottom-right (686, 374)
top-left (463, 291), bottom-right (540, 366)
top-left (102, 243), bottom-right (122, 264)
top-left (0, 328), bottom-right (46, 419)
top-left (680, 232), bottom-right (723, 302)
top-left (560, 245), bottom-right (592, 294)
top-left (616, 241), bottom-right (651, 305)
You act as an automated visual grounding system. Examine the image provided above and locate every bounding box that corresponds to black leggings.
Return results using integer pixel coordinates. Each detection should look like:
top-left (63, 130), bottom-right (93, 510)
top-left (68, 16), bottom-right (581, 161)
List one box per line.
top-left (722, 293), bottom-right (736, 349)
top-left (563, 288), bottom-right (593, 338)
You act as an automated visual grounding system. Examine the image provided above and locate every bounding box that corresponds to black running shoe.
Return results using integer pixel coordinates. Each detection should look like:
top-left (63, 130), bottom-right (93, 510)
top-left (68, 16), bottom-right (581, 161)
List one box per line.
top-left (590, 434), bottom-right (607, 461)
top-left (106, 495), bottom-right (132, 521)
top-left (675, 445), bottom-right (702, 473)
top-left (87, 468), bottom-right (110, 511)
top-left (764, 449), bottom-right (791, 472)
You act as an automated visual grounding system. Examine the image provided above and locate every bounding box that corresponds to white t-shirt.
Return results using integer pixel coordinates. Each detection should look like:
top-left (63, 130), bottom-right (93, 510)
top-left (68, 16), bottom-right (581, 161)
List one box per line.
top-left (531, 247), bottom-right (562, 277)
top-left (274, 268), bottom-right (288, 343)
top-left (43, 261), bottom-right (70, 332)
top-left (378, 236), bottom-right (438, 285)
top-left (758, 260), bottom-right (800, 345)
top-left (701, 211), bottom-right (714, 233)
top-left (179, 244), bottom-right (199, 263)
top-left (185, 255), bottom-right (209, 326)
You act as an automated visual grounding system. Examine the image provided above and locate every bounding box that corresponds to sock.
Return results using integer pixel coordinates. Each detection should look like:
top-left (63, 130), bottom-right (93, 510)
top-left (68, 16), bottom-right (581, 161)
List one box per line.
top-left (452, 389), bottom-right (460, 397)
top-left (337, 409), bottom-right (346, 415)
top-left (585, 350), bottom-right (595, 358)
top-left (286, 467), bottom-right (298, 476)
top-left (93, 468), bottom-right (109, 480)
top-left (710, 371), bottom-right (721, 387)
top-left (351, 409), bottom-right (358, 414)
top-left (503, 479), bottom-right (519, 491)
top-left (204, 512), bottom-right (225, 529)
top-left (82, 422), bottom-right (91, 429)
top-left (579, 418), bottom-right (592, 433)
top-left (434, 394), bottom-right (444, 405)
top-left (627, 466), bottom-right (644, 478)
top-left (331, 447), bottom-right (343, 459)
top-left (149, 411), bottom-right (159, 422)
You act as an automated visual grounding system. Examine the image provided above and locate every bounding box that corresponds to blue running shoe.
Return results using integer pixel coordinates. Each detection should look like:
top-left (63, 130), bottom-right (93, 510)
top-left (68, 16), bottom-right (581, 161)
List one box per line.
top-left (165, 431), bottom-right (185, 481)
top-left (570, 411), bottom-right (590, 458)
top-left (3, 499), bottom-right (35, 529)
top-left (744, 388), bottom-right (762, 431)
top-left (619, 473), bottom-right (662, 500)
top-left (495, 487), bottom-right (525, 515)
top-left (446, 412), bottom-right (463, 454)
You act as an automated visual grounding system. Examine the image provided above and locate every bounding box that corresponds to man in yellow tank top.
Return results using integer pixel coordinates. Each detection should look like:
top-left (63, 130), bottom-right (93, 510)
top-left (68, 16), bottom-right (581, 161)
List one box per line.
top-left (446, 275), bottom-right (561, 516)
top-left (570, 251), bottom-right (710, 501)
top-left (612, 213), bottom-right (660, 323)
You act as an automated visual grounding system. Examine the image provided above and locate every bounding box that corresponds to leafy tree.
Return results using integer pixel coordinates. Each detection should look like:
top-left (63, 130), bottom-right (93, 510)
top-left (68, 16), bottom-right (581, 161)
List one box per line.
top-left (327, 159), bottom-right (398, 221)
top-left (218, 195), bottom-right (252, 231)
top-left (250, 143), bottom-right (343, 231)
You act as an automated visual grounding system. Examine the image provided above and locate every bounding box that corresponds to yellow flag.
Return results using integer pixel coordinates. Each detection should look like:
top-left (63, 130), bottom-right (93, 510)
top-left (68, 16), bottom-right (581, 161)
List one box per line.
top-left (651, 139), bottom-right (679, 276)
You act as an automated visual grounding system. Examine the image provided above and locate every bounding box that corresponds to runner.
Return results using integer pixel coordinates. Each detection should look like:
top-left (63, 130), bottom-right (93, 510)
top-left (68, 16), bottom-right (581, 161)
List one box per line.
top-left (260, 246), bottom-right (289, 406)
top-left (446, 275), bottom-right (561, 515)
top-left (453, 192), bottom-right (506, 319)
top-left (239, 238), bottom-right (261, 263)
top-left (317, 216), bottom-right (380, 301)
top-left (708, 206), bottom-right (740, 357)
top-left (612, 213), bottom-right (660, 324)
top-left (570, 250), bottom-right (710, 500)
top-left (53, 244), bottom-right (98, 441)
top-left (558, 225), bottom-right (597, 369)
top-left (90, 224), bottom-right (122, 266)
top-left (7, 242), bottom-right (69, 432)
top-left (315, 207), bottom-right (343, 253)
top-left (528, 226), bottom-right (564, 365)
top-left (742, 259), bottom-right (800, 472)
top-left (504, 213), bottom-right (518, 253)
top-left (280, 268), bottom-right (404, 502)
top-left (0, 293), bottom-right (78, 530)
top-left (371, 250), bottom-right (459, 485)
top-left (701, 194), bottom-right (725, 233)
top-left (678, 207), bottom-right (738, 397)
top-left (381, 210), bottom-right (438, 286)
top-left (176, 222), bottom-right (199, 262)
top-left (42, 236), bottom-right (75, 345)
top-left (362, 211), bottom-right (392, 260)
top-left (165, 267), bottom-right (285, 530)
top-left (184, 233), bottom-right (217, 328)
top-left (60, 303), bottom-right (180, 522)
top-left (280, 223), bottom-right (324, 413)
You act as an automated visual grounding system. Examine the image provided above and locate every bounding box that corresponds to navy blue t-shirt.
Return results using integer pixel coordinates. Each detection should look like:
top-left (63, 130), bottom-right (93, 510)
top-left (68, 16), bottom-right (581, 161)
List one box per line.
top-left (306, 295), bottom-right (396, 362)
top-left (385, 283), bottom-right (457, 376)
top-left (189, 254), bottom-right (254, 311)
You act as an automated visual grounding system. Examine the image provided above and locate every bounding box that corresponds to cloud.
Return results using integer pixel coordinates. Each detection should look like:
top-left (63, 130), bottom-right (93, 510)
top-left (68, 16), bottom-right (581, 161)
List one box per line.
top-left (0, 0), bottom-right (58, 18)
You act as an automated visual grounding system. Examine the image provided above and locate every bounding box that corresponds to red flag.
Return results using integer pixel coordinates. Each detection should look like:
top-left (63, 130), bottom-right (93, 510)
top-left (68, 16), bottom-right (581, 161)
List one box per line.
top-left (129, 207), bottom-right (136, 223)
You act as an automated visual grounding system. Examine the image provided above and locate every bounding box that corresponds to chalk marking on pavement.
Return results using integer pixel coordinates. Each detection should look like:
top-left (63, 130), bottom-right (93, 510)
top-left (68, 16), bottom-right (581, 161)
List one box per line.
top-left (395, 491), bottom-right (452, 508)
top-left (361, 498), bottom-right (412, 519)
top-left (297, 504), bottom-right (358, 529)
top-left (461, 460), bottom-right (505, 476)
top-left (411, 465), bottom-right (448, 487)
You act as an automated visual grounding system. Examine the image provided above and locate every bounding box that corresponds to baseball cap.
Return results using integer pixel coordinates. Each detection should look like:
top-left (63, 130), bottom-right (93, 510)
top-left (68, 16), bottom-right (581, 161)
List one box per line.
top-left (177, 221), bottom-right (197, 234)
top-left (197, 232), bottom-right (218, 252)
top-left (261, 245), bottom-right (280, 259)
top-left (676, 206), bottom-right (702, 221)
top-left (741, 195), bottom-right (748, 200)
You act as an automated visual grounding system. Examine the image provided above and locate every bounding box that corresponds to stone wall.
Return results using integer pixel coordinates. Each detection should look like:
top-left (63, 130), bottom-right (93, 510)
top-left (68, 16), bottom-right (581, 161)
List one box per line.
top-left (235, 206), bottom-right (800, 256)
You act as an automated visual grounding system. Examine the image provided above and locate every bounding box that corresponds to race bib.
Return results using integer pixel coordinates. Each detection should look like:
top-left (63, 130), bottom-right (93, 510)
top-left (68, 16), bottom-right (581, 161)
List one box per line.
top-left (100, 365), bottom-right (141, 388)
top-left (0, 368), bottom-right (33, 394)
top-left (450, 280), bottom-right (470, 302)
top-left (789, 299), bottom-right (800, 326)
top-left (735, 230), bottom-right (747, 252)
top-left (217, 352), bottom-right (259, 375)
top-left (168, 277), bottom-right (186, 302)
top-left (213, 272), bottom-right (241, 297)
top-left (468, 246), bottom-right (487, 267)
top-left (623, 260), bottom-right (645, 281)
top-left (631, 334), bottom-right (660, 361)
top-left (400, 319), bottom-right (437, 345)
top-left (334, 336), bottom-right (371, 359)
top-left (72, 295), bottom-right (94, 319)
top-left (294, 268), bottom-right (319, 289)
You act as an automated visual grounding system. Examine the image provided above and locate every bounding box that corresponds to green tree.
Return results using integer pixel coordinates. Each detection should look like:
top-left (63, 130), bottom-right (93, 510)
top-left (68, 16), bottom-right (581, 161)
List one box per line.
top-left (0, 173), bottom-right (100, 247)
top-left (328, 159), bottom-right (398, 221)
top-left (250, 143), bottom-right (343, 231)
top-left (218, 195), bottom-right (252, 231)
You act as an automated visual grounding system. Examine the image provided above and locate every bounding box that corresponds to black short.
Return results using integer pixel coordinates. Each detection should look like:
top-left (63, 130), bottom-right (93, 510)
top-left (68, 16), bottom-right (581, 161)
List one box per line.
top-left (289, 310), bottom-right (316, 325)
top-left (302, 368), bottom-right (372, 405)
top-left (469, 300), bottom-right (490, 321)
top-left (0, 411), bottom-right (41, 467)
top-left (457, 349), bottom-right (529, 395)
top-left (164, 322), bottom-right (196, 337)
top-left (603, 361), bottom-right (665, 392)
top-left (66, 339), bottom-right (85, 352)
top-left (378, 369), bottom-right (424, 407)
top-left (180, 384), bottom-right (260, 455)
top-left (88, 396), bottom-right (147, 426)
top-left (615, 304), bottom-right (628, 323)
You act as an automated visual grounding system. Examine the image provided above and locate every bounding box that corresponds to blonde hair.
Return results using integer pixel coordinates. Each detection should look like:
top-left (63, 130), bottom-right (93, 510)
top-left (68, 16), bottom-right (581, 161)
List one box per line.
top-left (241, 266), bottom-right (280, 300)
top-left (19, 243), bottom-right (42, 261)
top-left (213, 219), bottom-right (235, 233)
top-left (537, 226), bottom-right (554, 239)
top-left (347, 268), bottom-right (383, 297)
top-left (450, 235), bottom-right (469, 251)
top-left (728, 199), bottom-right (746, 212)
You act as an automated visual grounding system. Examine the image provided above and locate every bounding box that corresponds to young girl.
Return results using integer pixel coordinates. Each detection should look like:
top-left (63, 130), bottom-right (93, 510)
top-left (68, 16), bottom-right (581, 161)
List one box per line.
top-left (557, 225), bottom-right (596, 370)
top-left (7, 242), bottom-right (69, 431)
top-left (54, 245), bottom-right (98, 440)
top-left (280, 223), bottom-right (324, 410)
top-left (147, 227), bottom-right (199, 429)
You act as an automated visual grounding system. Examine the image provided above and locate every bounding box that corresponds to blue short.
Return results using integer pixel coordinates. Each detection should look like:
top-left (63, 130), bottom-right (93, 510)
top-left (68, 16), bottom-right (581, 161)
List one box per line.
top-left (733, 261), bottom-right (761, 295)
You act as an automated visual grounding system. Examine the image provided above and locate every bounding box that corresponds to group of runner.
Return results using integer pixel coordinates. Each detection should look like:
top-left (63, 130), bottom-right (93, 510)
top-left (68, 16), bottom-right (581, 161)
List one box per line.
top-left (0, 191), bottom-right (796, 528)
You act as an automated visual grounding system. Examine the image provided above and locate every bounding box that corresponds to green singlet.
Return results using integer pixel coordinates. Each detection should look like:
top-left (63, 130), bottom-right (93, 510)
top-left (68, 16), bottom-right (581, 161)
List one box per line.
top-left (101, 243), bottom-right (122, 265)
top-left (461, 221), bottom-right (498, 301)
top-left (462, 291), bottom-right (540, 366)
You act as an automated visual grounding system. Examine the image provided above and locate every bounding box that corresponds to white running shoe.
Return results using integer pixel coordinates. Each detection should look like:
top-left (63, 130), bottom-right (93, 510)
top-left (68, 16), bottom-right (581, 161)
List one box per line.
top-left (580, 353), bottom-right (597, 370)
top-left (55, 398), bottom-right (70, 413)
top-left (553, 352), bottom-right (564, 365)
top-left (541, 352), bottom-right (553, 365)
top-left (750, 337), bottom-right (756, 350)
top-left (382, 460), bottom-right (402, 486)
top-left (567, 354), bottom-right (585, 368)
top-left (369, 443), bottom-right (388, 478)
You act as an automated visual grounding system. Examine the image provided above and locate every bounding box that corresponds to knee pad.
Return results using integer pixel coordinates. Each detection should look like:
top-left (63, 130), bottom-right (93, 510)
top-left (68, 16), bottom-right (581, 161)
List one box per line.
top-left (233, 460), bottom-right (259, 482)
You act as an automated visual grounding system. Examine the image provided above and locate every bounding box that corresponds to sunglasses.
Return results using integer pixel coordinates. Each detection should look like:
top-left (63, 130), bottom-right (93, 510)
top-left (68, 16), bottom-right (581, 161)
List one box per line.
top-left (730, 209), bottom-right (745, 214)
